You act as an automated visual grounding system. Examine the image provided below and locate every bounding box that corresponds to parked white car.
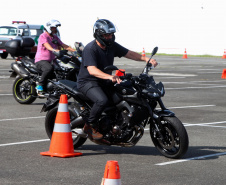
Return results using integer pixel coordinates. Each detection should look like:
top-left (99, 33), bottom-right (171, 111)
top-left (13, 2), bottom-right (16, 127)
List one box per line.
top-left (0, 21), bottom-right (58, 59)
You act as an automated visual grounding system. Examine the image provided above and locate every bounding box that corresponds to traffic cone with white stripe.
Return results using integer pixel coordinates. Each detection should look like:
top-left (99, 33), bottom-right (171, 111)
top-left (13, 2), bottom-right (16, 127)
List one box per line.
top-left (142, 48), bottom-right (146, 57)
top-left (40, 94), bottom-right (82, 158)
top-left (182, 48), bottom-right (188, 59)
top-left (101, 161), bottom-right (121, 185)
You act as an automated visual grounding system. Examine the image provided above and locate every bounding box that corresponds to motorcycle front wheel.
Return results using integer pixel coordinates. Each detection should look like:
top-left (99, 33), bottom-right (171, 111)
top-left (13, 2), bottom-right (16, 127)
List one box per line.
top-left (150, 116), bottom-right (189, 159)
top-left (12, 77), bottom-right (37, 104)
top-left (45, 104), bottom-right (87, 148)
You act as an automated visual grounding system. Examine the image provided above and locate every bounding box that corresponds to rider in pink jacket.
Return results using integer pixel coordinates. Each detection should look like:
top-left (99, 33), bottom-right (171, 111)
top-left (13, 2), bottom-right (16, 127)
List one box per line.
top-left (35, 19), bottom-right (75, 93)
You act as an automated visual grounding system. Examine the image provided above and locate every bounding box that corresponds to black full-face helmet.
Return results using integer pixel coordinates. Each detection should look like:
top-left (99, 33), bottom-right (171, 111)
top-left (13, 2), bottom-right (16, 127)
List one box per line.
top-left (93, 19), bottom-right (116, 47)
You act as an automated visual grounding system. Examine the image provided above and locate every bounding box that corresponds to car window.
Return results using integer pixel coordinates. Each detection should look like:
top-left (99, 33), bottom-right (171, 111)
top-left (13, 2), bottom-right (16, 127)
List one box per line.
top-left (30, 29), bottom-right (43, 37)
top-left (0, 27), bottom-right (17, 36)
top-left (18, 28), bottom-right (29, 36)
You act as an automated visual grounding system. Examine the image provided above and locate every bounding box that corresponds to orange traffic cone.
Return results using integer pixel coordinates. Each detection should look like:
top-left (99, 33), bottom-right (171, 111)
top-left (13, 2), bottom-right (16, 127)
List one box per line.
top-left (222, 49), bottom-right (226, 59)
top-left (101, 161), bottom-right (121, 185)
top-left (40, 94), bottom-right (83, 158)
top-left (115, 69), bottom-right (125, 76)
top-left (222, 69), bottom-right (226, 79)
top-left (142, 48), bottom-right (146, 57)
top-left (182, 48), bottom-right (188, 59)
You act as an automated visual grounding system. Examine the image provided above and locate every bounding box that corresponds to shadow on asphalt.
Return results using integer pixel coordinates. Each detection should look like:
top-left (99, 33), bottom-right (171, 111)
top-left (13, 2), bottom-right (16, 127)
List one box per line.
top-left (79, 144), bottom-right (161, 157)
top-left (78, 144), bottom-right (226, 160)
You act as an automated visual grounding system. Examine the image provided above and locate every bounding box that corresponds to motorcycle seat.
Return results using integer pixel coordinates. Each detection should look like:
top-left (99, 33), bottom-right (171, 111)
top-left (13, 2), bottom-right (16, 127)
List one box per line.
top-left (22, 58), bottom-right (42, 74)
top-left (59, 80), bottom-right (118, 113)
top-left (58, 80), bottom-right (88, 100)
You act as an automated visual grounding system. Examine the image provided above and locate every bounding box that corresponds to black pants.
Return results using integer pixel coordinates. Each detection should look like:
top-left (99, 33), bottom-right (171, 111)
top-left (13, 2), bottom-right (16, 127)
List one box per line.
top-left (35, 60), bottom-right (54, 86)
top-left (78, 81), bottom-right (121, 124)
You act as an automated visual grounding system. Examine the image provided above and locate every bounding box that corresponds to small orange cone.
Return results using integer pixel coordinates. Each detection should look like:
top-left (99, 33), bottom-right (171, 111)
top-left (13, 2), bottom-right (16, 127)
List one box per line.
top-left (222, 49), bottom-right (226, 59)
top-left (101, 161), bottom-right (121, 185)
top-left (221, 69), bottom-right (226, 79)
top-left (115, 69), bottom-right (125, 76)
top-left (40, 94), bottom-right (82, 158)
top-left (182, 48), bottom-right (188, 59)
top-left (142, 48), bottom-right (146, 57)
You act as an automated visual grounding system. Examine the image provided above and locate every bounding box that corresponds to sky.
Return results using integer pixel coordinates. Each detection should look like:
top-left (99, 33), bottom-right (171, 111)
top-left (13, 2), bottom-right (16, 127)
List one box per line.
top-left (1, 0), bottom-right (226, 55)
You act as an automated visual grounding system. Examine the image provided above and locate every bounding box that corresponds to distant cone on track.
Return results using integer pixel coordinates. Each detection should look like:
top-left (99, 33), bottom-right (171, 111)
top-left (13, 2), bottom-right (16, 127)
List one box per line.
top-left (142, 48), bottom-right (146, 57)
top-left (40, 94), bottom-right (82, 158)
top-left (182, 48), bottom-right (188, 59)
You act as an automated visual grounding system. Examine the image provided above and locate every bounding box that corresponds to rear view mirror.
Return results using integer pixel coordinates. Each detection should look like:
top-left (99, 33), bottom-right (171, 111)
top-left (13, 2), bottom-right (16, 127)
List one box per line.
top-left (151, 47), bottom-right (158, 57)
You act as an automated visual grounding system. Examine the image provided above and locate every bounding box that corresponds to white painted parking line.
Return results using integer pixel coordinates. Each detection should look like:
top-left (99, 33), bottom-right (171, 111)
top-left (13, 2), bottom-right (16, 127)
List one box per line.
top-left (144, 120), bottom-right (226, 131)
top-left (0, 76), bottom-right (9, 78)
top-left (0, 139), bottom-right (49, 147)
top-left (166, 85), bottom-right (226, 90)
top-left (155, 77), bottom-right (186, 79)
top-left (167, 105), bottom-right (215, 109)
top-left (198, 72), bottom-right (222, 74)
top-left (0, 94), bottom-right (13, 96)
top-left (150, 72), bottom-right (196, 77)
top-left (155, 152), bottom-right (226, 166)
top-left (0, 116), bottom-right (45, 122)
top-left (184, 121), bottom-right (226, 127)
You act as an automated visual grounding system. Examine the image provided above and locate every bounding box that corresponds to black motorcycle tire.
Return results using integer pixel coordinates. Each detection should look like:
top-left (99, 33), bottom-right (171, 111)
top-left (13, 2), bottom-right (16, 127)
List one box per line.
top-left (45, 104), bottom-right (87, 148)
top-left (12, 77), bottom-right (37, 104)
top-left (150, 116), bottom-right (189, 159)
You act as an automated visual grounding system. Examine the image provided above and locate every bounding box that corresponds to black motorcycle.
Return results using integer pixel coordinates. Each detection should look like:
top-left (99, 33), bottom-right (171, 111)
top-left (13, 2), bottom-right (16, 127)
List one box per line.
top-left (6, 37), bottom-right (83, 104)
top-left (42, 47), bottom-right (189, 159)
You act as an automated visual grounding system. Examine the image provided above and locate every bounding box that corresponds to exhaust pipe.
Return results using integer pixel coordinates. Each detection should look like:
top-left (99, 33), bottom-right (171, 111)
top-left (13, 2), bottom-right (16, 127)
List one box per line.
top-left (70, 116), bottom-right (85, 130)
top-left (11, 63), bottom-right (30, 78)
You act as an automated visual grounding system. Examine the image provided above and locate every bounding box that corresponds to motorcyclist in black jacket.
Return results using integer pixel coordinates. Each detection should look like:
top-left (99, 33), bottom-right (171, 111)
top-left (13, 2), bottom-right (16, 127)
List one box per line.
top-left (77, 19), bottom-right (158, 140)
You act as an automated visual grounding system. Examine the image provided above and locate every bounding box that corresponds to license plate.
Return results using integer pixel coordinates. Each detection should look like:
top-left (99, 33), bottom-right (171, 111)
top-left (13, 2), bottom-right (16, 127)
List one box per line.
top-left (0, 50), bottom-right (3, 53)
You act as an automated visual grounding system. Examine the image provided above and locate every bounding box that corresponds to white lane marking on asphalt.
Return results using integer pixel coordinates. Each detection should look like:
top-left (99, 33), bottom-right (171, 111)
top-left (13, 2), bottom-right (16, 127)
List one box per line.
top-left (0, 139), bottom-right (50, 147)
top-left (155, 77), bottom-right (186, 79)
top-left (166, 85), bottom-right (226, 90)
top-left (155, 152), bottom-right (226, 166)
top-left (149, 72), bottom-right (196, 77)
top-left (183, 121), bottom-right (226, 127)
top-left (198, 72), bottom-right (222, 74)
top-left (0, 94), bottom-right (13, 96)
top-left (0, 116), bottom-right (45, 122)
top-left (167, 105), bottom-right (215, 109)
top-left (144, 120), bottom-right (226, 131)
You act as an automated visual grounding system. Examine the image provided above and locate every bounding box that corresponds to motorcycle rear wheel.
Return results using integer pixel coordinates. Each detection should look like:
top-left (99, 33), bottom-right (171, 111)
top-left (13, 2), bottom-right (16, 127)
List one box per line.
top-left (12, 77), bottom-right (37, 104)
top-left (150, 116), bottom-right (189, 159)
top-left (45, 104), bottom-right (87, 148)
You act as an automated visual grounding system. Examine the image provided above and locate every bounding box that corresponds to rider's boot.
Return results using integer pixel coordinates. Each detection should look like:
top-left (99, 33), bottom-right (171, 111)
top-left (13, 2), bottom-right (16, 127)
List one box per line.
top-left (83, 123), bottom-right (103, 140)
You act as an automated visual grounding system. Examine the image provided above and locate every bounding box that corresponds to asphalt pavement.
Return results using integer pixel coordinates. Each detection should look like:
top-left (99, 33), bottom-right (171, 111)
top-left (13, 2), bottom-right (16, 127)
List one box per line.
top-left (0, 55), bottom-right (226, 185)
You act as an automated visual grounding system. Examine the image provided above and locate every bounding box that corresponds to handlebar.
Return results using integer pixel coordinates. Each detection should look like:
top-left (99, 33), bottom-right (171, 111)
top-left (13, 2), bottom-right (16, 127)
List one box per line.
top-left (52, 50), bottom-right (68, 57)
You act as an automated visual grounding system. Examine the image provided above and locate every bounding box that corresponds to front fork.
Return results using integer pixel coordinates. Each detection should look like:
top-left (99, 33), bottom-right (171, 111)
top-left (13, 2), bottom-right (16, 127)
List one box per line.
top-left (151, 98), bottom-right (175, 139)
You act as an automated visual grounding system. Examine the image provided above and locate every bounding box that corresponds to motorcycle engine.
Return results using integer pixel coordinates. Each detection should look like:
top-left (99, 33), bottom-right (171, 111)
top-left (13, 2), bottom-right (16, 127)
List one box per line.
top-left (129, 105), bottom-right (149, 125)
top-left (98, 115), bottom-right (115, 134)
